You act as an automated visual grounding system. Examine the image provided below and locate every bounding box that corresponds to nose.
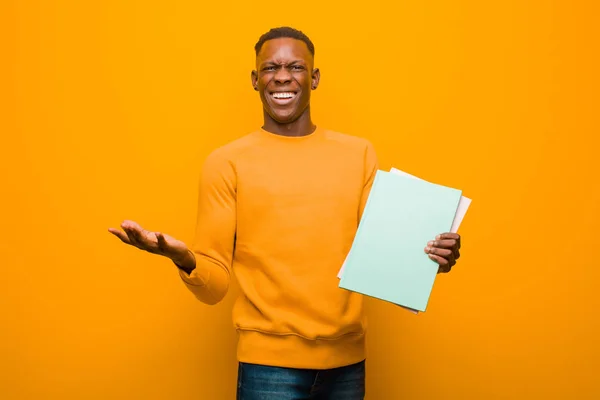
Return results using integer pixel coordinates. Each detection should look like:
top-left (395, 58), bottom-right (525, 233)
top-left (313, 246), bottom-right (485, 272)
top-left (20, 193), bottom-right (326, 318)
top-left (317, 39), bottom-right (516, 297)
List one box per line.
top-left (274, 67), bottom-right (292, 84)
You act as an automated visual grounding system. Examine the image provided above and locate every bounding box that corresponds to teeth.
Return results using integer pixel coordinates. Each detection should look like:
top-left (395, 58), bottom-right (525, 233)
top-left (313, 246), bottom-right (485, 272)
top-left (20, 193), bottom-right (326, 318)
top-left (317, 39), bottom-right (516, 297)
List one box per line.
top-left (272, 92), bottom-right (295, 99)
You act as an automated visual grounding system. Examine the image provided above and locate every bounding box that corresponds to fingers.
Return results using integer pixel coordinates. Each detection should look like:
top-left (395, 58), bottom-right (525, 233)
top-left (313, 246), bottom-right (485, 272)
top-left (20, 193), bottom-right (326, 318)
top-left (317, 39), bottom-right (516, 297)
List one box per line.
top-left (436, 232), bottom-right (459, 240)
top-left (156, 232), bottom-right (168, 251)
top-left (427, 238), bottom-right (460, 260)
top-left (427, 239), bottom-right (456, 249)
top-left (108, 227), bottom-right (132, 245)
top-left (424, 245), bottom-right (456, 273)
top-left (119, 220), bottom-right (158, 252)
top-left (157, 232), bottom-right (180, 260)
top-left (430, 232), bottom-right (461, 260)
top-left (127, 227), bottom-right (146, 247)
top-left (120, 221), bottom-right (142, 247)
top-left (437, 232), bottom-right (461, 249)
top-left (121, 220), bottom-right (148, 231)
top-left (427, 253), bottom-right (453, 273)
top-left (425, 246), bottom-right (455, 262)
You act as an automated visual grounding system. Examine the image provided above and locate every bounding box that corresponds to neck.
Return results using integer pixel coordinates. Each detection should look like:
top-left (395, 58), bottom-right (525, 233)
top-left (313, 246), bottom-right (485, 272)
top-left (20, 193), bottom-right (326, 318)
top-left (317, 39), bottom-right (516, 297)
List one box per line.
top-left (262, 107), bottom-right (316, 137)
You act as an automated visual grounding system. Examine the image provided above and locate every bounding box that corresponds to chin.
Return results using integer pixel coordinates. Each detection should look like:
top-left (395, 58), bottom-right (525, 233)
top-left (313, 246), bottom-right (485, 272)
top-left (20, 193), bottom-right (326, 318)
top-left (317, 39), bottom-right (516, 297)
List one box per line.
top-left (269, 110), bottom-right (300, 124)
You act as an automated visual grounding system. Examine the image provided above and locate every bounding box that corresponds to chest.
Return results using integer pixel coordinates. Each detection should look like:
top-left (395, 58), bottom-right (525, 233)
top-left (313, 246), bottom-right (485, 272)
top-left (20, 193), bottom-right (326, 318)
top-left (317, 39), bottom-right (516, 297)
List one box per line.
top-left (235, 148), bottom-right (365, 214)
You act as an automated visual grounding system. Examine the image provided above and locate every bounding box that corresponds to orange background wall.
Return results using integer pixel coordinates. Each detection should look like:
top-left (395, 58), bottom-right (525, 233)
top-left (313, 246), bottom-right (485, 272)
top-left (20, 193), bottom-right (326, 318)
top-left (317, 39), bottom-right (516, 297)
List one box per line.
top-left (1, 1), bottom-right (598, 399)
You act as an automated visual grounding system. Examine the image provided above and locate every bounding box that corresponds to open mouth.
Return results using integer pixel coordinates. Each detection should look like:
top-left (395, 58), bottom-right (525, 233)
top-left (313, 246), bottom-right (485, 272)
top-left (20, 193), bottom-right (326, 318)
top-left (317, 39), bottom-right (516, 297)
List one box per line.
top-left (269, 91), bottom-right (298, 103)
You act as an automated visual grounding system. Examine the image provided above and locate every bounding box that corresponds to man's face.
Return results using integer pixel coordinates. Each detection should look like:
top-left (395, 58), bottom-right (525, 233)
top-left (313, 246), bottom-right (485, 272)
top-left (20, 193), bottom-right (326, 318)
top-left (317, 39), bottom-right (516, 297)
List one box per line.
top-left (252, 38), bottom-right (320, 124)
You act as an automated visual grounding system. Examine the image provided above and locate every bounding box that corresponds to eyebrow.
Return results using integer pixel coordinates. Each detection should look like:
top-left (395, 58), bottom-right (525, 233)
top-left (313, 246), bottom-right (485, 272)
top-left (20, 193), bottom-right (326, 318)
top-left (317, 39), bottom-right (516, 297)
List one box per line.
top-left (260, 59), bottom-right (307, 68)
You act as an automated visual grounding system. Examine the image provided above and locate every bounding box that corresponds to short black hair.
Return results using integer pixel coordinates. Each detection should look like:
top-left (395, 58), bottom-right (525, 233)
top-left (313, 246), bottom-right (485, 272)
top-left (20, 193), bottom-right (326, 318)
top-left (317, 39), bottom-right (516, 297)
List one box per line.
top-left (254, 26), bottom-right (315, 57)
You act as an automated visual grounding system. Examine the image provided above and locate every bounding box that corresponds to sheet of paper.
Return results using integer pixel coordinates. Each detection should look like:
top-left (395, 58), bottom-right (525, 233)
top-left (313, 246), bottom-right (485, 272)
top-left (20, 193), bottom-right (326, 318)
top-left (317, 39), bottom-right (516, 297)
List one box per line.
top-left (385, 168), bottom-right (471, 313)
top-left (337, 168), bottom-right (471, 280)
top-left (338, 170), bottom-right (462, 312)
top-left (390, 168), bottom-right (472, 233)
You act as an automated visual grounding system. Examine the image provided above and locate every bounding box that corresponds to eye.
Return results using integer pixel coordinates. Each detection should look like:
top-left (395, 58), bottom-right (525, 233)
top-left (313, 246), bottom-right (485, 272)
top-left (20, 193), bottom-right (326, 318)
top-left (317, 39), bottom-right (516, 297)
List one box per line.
top-left (291, 65), bottom-right (304, 71)
top-left (263, 66), bottom-right (277, 71)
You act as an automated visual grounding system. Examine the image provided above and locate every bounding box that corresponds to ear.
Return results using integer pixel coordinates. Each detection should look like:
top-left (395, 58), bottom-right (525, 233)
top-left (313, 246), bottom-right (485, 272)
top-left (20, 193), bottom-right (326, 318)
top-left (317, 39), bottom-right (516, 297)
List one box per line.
top-left (311, 68), bottom-right (321, 90)
top-left (251, 70), bottom-right (259, 91)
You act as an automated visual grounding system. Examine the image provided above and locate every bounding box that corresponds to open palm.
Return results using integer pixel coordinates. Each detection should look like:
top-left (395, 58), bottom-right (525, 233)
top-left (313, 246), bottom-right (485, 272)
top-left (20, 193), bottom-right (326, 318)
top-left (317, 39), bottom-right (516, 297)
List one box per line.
top-left (108, 220), bottom-right (188, 263)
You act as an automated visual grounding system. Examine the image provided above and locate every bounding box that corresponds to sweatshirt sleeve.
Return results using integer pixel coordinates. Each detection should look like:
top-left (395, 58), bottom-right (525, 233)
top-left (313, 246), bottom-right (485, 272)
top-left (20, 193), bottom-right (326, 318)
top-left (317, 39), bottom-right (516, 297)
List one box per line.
top-left (177, 150), bottom-right (237, 305)
top-left (358, 140), bottom-right (379, 223)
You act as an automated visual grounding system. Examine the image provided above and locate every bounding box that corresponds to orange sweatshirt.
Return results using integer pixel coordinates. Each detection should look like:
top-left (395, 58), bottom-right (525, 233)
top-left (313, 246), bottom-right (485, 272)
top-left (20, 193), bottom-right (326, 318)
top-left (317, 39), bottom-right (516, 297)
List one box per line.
top-left (178, 126), bottom-right (378, 369)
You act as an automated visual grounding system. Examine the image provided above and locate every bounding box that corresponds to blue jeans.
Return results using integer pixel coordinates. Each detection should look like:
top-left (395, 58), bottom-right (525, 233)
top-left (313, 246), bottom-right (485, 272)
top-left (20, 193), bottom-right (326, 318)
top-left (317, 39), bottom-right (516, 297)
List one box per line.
top-left (236, 359), bottom-right (366, 400)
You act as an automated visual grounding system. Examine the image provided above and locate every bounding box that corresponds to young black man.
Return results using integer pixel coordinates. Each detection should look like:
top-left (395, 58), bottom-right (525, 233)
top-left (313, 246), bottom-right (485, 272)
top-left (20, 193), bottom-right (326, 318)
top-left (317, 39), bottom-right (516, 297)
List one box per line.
top-left (109, 26), bottom-right (462, 400)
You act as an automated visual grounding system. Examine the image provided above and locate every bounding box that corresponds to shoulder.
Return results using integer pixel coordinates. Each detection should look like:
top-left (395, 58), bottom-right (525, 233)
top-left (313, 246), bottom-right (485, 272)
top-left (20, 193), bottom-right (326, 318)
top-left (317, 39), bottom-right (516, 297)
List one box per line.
top-left (206, 132), bottom-right (260, 163)
top-left (323, 129), bottom-right (375, 151)
top-left (323, 129), bottom-right (379, 174)
top-left (322, 129), bottom-right (377, 161)
top-left (323, 129), bottom-right (371, 145)
top-left (199, 132), bottom-right (260, 180)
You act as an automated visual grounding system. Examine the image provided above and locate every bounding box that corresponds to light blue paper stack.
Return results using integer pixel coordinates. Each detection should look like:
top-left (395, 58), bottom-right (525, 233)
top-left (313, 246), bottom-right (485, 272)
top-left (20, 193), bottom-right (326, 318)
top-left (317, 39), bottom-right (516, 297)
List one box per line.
top-left (338, 169), bottom-right (468, 312)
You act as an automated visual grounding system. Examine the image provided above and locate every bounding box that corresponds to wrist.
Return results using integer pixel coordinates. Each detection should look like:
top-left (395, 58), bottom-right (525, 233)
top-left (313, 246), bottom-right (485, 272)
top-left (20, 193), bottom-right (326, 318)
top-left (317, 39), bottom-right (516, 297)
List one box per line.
top-left (172, 249), bottom-right (195, 273)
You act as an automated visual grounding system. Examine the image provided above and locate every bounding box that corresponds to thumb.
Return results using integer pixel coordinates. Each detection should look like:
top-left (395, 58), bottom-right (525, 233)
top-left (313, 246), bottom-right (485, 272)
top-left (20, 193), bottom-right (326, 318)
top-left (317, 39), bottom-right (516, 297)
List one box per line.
top-left (156, 232), bottom-right (168, 250)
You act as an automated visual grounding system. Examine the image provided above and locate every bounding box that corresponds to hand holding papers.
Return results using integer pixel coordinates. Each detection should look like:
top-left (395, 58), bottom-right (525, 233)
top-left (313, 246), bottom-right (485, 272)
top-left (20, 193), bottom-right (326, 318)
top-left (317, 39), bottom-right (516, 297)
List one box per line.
top-left (337, 168), bottom-right (471, 313)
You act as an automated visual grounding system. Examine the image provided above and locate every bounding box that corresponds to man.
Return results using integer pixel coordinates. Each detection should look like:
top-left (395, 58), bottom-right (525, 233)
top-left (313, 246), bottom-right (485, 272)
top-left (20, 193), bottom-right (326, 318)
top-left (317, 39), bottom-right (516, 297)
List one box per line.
top-left (108, 26), bottom-right (461, 400)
